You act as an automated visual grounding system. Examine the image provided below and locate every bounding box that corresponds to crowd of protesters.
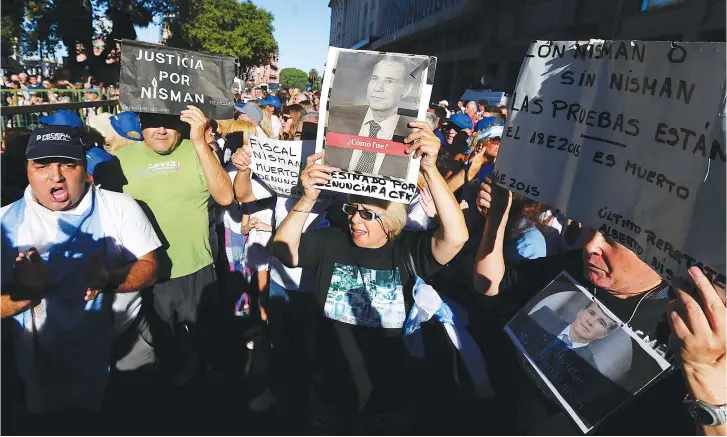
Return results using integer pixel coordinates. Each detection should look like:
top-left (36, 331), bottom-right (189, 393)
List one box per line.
top-left (1, 72), bottom-right (118, 107)
top-left (0, 79), bottom-right (725, 437)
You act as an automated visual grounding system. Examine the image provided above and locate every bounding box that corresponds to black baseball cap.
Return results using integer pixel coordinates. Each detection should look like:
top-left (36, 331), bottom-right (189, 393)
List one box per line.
top-left (26, 126), bottom-right (87, 161)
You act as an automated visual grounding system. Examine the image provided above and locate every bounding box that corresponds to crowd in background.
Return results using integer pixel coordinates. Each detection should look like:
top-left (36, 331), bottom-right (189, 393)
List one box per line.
top-left (0, 76), bottom-right (724, 437)
top-left (1, 72), bottom-right (118, 107)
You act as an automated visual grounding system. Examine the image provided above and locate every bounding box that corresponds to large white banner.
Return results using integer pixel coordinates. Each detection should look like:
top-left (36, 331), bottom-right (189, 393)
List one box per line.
top-left (495, 40), bottom-right (725, 289)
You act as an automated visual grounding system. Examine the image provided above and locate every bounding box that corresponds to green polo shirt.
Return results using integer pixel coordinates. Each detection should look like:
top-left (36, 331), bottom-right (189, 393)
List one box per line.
top-left (114, 140), bottom-right (212, 279)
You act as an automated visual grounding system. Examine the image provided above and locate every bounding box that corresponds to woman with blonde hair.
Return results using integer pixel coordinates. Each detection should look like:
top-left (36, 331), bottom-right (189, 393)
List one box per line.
top-left (86, 112), bottom-right (140, 154)
top-left (271, 121), bottom-right (468, 427)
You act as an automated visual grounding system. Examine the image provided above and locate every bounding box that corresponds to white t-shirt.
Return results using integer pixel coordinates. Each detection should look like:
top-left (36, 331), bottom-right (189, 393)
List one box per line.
top-left (271, 115), bottom-right (283, 139)
top-left (223, 165), bottom-right (246, 233)
top-left (244, 198), bottom-right (274, 271)
top-left (256, 126), bottom-right (269, 139)
top-left (250, 175), bottom-right (329, 292)
top-left (0, 185), bottom-right (161, 414)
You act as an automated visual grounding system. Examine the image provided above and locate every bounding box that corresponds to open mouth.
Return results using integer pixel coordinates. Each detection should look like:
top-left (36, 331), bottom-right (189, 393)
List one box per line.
top-left (50, 187), bottom-right (69, 202)
top-left (350, 228), bottom-right (367, 238)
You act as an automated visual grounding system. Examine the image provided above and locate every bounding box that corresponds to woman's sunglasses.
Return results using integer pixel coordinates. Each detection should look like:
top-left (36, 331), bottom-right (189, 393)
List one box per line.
top-left (342, 203), bottom-right (382, 221)
top-left (282, 115), bottom-right (291, 121)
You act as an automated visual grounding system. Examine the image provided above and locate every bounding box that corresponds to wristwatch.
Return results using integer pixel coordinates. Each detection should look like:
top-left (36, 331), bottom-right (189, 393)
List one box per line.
top-left (684, 395), bottom-right (727, 426)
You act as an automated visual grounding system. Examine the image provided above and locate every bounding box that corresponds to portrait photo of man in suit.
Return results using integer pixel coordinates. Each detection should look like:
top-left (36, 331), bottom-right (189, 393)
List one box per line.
top-left (529, 301), bottom-right (620, 372)
top-left (324, 53), bottom-right (425, 180)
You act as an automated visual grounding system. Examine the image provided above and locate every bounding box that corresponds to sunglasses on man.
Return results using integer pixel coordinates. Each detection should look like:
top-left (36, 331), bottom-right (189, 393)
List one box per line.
top-left (342, 203), bottom-right (383, 221)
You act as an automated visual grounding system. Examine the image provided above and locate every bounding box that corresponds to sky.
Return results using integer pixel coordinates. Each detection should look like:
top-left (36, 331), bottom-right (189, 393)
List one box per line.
top-left (135, 0), bottom-right (332, 75)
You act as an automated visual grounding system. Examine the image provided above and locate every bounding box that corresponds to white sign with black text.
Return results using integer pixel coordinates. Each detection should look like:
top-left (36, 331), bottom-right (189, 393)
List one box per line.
top-left (495, 40), bottom-right (726, 290)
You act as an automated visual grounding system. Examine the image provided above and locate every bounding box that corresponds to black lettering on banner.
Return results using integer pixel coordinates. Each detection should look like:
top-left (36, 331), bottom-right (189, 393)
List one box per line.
top-left (550, 99), bottom-right (639, 136)
top-left (609, 73), bottom-right (695, 105)
top-left (512, 93), bottom-right (543, 115)
top-left (653, 122), bottom-right (726, 163)
top-left (667, 43), bottom-right (688, 63)
top-left (643, 229), bottom-right (726, 289)
top-left (323, 171), bottom-right (416, 203)
top-left (573, 41), bottom-right (645, 63)
top-left (505, 125), bottom-right (522, 140)
top-left (624, 160), bottom-right (689, 199)
top-left (536, 42), bottom-right (566, 59)
top-left (592, 151), bottom-right (616, 167)
top-left (529, 130), bottom-right (580, 157)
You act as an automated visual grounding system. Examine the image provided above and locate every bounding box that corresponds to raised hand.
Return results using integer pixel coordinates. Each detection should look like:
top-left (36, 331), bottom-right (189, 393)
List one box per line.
top-left (405, 121), bottom-right (441, 174)
top-left (180, 105), bottom-right (209, 147)
top-left (299, 151), bottom-right (336, 203)
top-left (669, 267), bottom-right (726, 407)
top-left (476, 178), bottom-right (512, 217)
top-left (231, 144), bottom-right (253, 173)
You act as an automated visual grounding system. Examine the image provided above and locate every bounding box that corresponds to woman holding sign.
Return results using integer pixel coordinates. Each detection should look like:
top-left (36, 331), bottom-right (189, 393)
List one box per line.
top-left (270, 121), bottom-right (468, 430)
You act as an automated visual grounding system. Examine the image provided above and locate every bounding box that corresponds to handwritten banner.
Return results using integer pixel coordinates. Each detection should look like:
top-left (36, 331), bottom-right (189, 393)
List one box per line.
top-left (119, 39), bottom-right (235, 119)
top-left (320, 171), bottom-right (417, 203)
top-left (325, 132), bottom-right (409, 156)
top-left (495, 40), bottom-right (726, 289)
top-left (249, 136), bottom-right (343, 203)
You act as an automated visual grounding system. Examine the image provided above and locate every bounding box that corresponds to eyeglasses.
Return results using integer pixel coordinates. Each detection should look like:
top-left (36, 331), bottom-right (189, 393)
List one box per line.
top-left (282, 115), bottom-right (291, 121)
top-left (487, 137), bottom-right (501, 144)
top-left (342, 203), bottom-right (382, 221)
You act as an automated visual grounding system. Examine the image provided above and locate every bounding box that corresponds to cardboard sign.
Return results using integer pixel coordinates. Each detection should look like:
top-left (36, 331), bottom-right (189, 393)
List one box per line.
top-left (505, 272), bottom-right (672, 433)
top-left (495, 40), bottom-right (726, 289)
top-left (249, 136), bottom-right (343, 203)
top-left (119, 40), bottom-right (235, 119)
top-left (316, 47), bottom-right (436, 204)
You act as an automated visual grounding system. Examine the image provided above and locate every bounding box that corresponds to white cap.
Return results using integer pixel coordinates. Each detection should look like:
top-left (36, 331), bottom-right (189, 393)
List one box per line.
top-left (438, 100), bottom-right (449, 107)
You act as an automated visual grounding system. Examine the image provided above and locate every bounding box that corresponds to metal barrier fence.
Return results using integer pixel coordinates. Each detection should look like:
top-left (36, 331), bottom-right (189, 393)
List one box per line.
top-left (1, 88), bottom-right (118, 105)
top-left (0, 99), bottom-right (120, 138)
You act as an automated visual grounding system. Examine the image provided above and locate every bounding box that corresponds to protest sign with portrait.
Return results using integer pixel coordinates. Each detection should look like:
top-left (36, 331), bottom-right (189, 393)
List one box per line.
top-left (119, 39), bottom-right (235, 119)
top-left (505, 271), bottom-right (672, 434)
top-left (316, 47), bottom-right (436, 204)
top-left (494, 40), bottom-right (725, 293)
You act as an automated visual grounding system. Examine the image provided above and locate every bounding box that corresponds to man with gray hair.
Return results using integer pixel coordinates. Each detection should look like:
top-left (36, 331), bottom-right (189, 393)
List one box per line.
top-left (325, 55), bottom-right (421, 179)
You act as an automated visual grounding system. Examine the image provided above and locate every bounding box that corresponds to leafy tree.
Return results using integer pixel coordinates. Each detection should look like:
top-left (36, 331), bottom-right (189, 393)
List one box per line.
top-left (15, 0), bottom-right (173, 81)
top-left (280, 67), bottom-right (307, 91)
top-left (308, 68), bottom-right (322, 92)
top-left (167, 0), bottom-right (277, 76)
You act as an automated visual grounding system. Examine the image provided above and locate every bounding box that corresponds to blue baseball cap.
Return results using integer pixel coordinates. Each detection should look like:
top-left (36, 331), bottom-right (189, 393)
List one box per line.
top-left (110, 111), bottom-right (143, 141)
top-left (474, 116), bottom-right (503, 132)
top-left (258, 95), bottom-right (282, 110)
top-left (445, 113), bottom-right (473, 130)
top-left (85, 146), bottom-right (113, 176)
top-left (39, 110), bottom-right (83, 129)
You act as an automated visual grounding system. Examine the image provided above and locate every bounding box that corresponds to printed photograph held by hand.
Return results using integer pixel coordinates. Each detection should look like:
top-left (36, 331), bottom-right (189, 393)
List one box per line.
top-left (504, 271), bottom-right (672, 434)
top-left (321, 49), bottom-right (431, 181)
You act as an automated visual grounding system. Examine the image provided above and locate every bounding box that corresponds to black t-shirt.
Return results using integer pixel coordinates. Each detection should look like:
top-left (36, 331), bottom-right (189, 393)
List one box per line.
top-left (463, 251), bottom-right (692, 435)
top-left (298, 227), bottom-right (444, 412)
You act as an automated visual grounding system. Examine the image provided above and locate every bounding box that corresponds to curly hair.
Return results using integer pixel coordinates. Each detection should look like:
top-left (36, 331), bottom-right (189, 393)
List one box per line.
top-left (505, 193), bottom-right (551, 240)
